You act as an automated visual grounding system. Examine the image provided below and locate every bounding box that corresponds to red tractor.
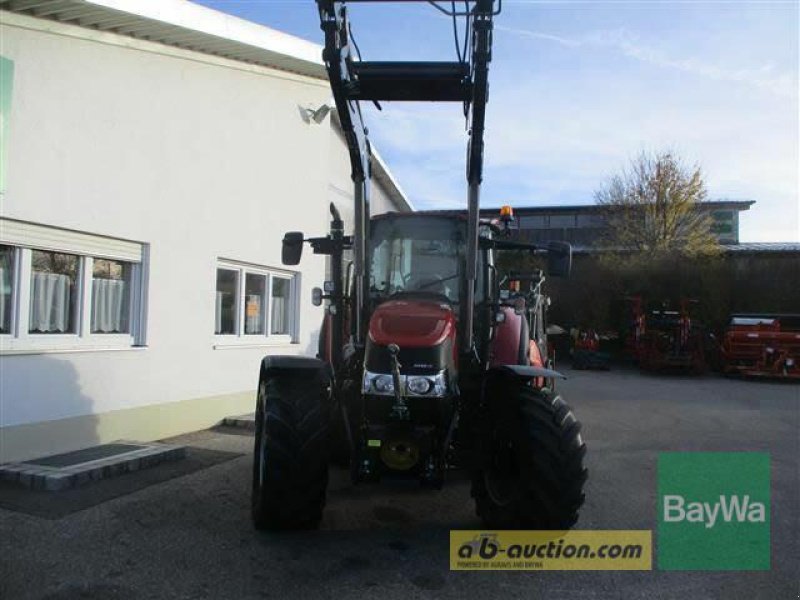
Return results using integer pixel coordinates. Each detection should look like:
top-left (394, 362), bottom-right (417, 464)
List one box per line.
top-left (250, 0), bottom-right (587, 531)
top-left (721, 314), bottom-right (800, 379)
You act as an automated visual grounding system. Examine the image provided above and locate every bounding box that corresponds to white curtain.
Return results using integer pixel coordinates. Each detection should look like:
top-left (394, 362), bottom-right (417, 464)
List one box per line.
top-left (245, 294), bottom-right (262, 334)
top-left (215, 291), bottom-right (223, 334)
top-left (30, 272), bottom-right (71, 333)
top-left (271, 294), bottom-right (286, 334)
top-left (0, 267), bottom-right (8, 332)
top-left (92, 278), bottom-right (127, 333)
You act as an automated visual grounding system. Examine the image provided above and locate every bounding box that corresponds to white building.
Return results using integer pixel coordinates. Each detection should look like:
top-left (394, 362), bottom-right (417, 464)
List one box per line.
top-left (0, 0), bottom-right (412, 462)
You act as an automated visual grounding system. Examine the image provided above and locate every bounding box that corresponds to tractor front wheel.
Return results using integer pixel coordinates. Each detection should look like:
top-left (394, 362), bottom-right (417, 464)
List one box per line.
top-left (252, 365), bottom-right (330, 530)
top-left (471, 382), bottom-right (587, 529)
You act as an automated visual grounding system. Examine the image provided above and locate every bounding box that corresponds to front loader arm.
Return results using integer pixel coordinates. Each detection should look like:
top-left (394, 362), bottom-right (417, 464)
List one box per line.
top-left (316, 0), bottom-right (499, 353)
top-left (318, 1), bottom-right (372, 345)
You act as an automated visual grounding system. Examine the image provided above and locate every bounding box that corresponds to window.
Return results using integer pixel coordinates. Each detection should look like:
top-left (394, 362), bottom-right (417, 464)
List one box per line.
top-left (519, 215), bottom-right (547, 229)
top-left (29, 250), bottom-right (79, 334)
top-left (710, 210), bottom-right (735, 235)
top-left (214, 260), bottom-right (297, 345)
top-left (369, 216), bottom-right (464, 304)
top-left (215, 269), bottom-right (239, 335)
top-left (91, 259), bottom-right (132, 334)
top-left (0, 218), bottom-right (147, 353)
top-left (245, 273), bottom-right (266, 335)
top-left (0, 245), bottom-right (14, 334)
top-left (271, 277), bottom-right (291, 335)
top-left (549, 214), bottom-right (576, 228)
top-left (576, 214), bottom-right (605, 228)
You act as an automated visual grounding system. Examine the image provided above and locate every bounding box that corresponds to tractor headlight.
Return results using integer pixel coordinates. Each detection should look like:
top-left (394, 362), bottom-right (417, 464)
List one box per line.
top-left (373, 375), bottom-right (394, 394)
top-left (362, 371), bottom-right (396, 395)
top-left (407, 372), bottom-right (447, 397)
top-left (362, 370), bottom-right (448, 397)
top-left (407, 377), bottom-right (432, 395)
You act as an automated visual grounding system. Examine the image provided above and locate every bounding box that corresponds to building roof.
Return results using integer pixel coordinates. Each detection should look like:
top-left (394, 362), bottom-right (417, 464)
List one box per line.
top-left (570, 242), bottom-right (800, 255)
top-left (419, 199), bottom-right (755, 219)
top-left (330, 112), bottom-right (414, 213)
top-left (721, 242), bottom-right (800, 253)
top-left (0, 0), bottom-right (326, 79)
top-left (371, 148), bottom-right (415, 213)
top-left (507, 200), bottom-right (755, 215)
top-left (1, 0), bottom-right (413, 212)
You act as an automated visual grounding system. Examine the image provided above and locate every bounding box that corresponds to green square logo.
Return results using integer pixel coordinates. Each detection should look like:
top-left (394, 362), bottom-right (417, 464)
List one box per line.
top-left (658, 452), bottom-right (770, 570)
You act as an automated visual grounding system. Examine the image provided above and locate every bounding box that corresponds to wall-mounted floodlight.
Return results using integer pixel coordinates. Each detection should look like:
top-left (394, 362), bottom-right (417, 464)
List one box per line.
top-left (299, 101), bottom-right (334, 124)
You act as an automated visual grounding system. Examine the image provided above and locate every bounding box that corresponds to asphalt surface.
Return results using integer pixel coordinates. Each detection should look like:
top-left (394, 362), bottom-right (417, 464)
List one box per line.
top-left (1, 367), bottom-right (798, 600)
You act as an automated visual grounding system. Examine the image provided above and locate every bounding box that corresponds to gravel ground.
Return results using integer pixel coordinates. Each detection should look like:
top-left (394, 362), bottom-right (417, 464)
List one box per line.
top-left (1, 367), bottom-right (797, 600)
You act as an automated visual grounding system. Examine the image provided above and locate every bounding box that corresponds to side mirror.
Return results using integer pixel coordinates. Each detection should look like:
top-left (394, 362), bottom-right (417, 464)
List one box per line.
top-left (311, 287), bottom-right (323, 307)
top-left (547, 241), bottom-right (572, 277)
top-left (282, 232), bottom-right (304, 265)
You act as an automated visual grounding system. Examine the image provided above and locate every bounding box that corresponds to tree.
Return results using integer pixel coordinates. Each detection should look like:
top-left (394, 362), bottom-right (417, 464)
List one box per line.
top-left (595, 151), bottom-right (720, 257)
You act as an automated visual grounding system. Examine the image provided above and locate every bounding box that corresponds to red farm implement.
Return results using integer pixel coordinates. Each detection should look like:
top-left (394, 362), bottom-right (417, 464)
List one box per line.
top-left (572, 329), bottom-right (611, 370)
top-left (721, 314), bottom-right (800, 380)
top-left (635, 299), bottom-right (706, 374)
top-left (623, 296), bottom-right (646, 363)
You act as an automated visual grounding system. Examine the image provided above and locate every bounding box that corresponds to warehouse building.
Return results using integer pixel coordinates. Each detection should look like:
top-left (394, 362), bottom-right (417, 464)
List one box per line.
top-left (442, 200), bottom-right (754, 249)
top-left (510, 200), bottom-right (754, 248)
top-left (0, 0), bottom-right (412, 462)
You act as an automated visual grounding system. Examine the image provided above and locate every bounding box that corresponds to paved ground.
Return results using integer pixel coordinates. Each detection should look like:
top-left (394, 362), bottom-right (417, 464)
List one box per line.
top-left (1, 368), bottom-right (797, 600)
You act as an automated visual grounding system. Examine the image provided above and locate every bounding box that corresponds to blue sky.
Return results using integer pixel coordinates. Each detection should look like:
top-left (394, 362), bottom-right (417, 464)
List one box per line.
top-left (197, 1), bottom-right (798, 242)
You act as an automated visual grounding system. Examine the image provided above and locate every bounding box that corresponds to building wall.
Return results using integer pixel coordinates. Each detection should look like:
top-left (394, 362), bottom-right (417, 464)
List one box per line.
top-left (327, 125), bottom-right (399, 230)
top-left (0, 15), bottom-right (406, 461)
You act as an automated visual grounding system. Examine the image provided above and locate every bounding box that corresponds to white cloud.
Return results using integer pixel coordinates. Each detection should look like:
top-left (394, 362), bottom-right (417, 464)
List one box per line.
top-left (496, 25), bottom-right (798, 99)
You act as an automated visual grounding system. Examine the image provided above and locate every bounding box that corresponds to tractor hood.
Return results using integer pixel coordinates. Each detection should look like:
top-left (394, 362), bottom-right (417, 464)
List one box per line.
top-left (368, 299), bottom-right (456, 348)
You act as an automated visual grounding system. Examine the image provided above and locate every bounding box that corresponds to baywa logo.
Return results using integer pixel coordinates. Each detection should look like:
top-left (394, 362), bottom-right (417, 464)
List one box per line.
top-left (663, 494), bottom-right (766, 528)
top-left (658, 452), bottom-right (770, 570)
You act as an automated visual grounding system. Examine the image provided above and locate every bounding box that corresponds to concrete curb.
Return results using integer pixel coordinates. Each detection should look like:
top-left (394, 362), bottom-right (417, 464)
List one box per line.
top-left (0, 443), bottom-right (186, 492)
top-left (221, 413), bottom-right (256, 430)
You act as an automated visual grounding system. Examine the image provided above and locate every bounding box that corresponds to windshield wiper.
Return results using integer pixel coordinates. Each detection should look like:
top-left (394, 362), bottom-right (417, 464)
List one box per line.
top-left (417, 273), bottom-right (460, 290)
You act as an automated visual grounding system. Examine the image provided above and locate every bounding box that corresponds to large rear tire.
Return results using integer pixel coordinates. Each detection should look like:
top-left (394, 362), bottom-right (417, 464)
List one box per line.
top-left (471, 381), bottom-right (587, 529)
top-left (252, 365), bottom-right (330, 530)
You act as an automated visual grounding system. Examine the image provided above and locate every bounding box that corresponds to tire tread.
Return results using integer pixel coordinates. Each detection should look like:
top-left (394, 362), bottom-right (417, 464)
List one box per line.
top-left (252, 369), bottom-right (330, 530)
top-left (472, 382), bottom-right (588, 529)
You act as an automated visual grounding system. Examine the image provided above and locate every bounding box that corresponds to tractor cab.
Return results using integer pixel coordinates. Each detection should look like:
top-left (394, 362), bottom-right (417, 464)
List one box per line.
top-left (369, 213), bottom-right (467, 307)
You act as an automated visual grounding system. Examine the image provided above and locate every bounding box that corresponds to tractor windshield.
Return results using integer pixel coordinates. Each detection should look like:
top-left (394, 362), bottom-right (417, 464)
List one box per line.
top-left (369, 216), bottom-right (465, 304)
